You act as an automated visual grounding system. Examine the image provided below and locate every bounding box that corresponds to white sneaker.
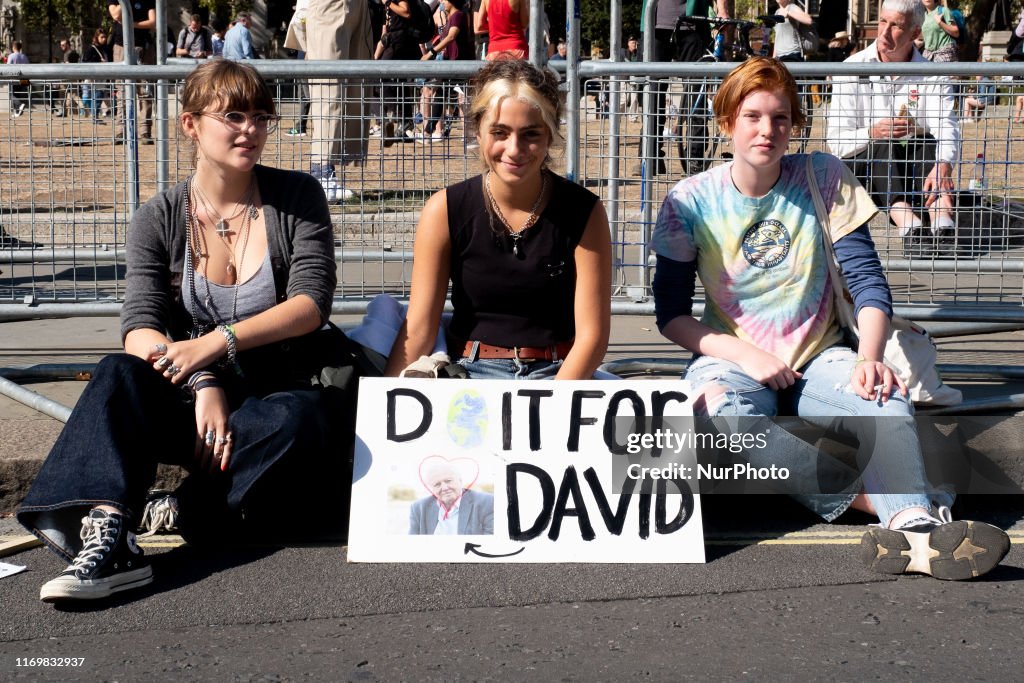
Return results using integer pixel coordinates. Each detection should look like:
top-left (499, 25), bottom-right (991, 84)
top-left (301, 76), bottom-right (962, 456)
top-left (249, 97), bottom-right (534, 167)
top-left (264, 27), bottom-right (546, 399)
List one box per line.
top-left (861, 506), bottom-right (1010, 580)
top-left (416, 131), bottom-right (444, 144)
top-left (320, 177), bottom-right (355, 202)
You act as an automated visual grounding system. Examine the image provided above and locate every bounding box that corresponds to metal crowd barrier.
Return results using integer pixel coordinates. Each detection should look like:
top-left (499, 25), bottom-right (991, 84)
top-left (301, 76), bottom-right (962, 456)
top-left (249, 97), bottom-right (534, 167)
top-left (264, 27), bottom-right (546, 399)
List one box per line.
top-left (0, 59), bottom-right (1022, 325)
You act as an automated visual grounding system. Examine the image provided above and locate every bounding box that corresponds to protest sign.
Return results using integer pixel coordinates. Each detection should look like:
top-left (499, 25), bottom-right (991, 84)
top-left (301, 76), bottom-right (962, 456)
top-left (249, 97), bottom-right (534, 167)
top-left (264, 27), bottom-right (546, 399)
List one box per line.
top-left (348, 379), bottom-right (704, 563)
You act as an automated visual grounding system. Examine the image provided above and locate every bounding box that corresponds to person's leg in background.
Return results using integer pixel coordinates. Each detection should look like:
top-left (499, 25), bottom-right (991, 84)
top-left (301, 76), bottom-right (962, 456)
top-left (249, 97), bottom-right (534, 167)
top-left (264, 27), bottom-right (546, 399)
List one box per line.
top-left (631, 28), bottom-right (675, 177)
top-left (110, 43), bottom-right (151, 139)
top-left (306, 0), bottom-right (372, 199)
top-left (136, 44), bottom-right (154, 142)
top-left (9, 80), bottom-right (30, 117)
top-left (424, 81), bottom-right (452, 139)
top-left (675, 29), bottom-right (711, 176)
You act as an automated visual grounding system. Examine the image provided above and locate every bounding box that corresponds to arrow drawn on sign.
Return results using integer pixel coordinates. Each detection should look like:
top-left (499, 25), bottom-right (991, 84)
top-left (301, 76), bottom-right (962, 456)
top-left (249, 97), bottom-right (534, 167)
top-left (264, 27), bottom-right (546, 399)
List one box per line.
top-left (464, 543), bottom-right (525, 558)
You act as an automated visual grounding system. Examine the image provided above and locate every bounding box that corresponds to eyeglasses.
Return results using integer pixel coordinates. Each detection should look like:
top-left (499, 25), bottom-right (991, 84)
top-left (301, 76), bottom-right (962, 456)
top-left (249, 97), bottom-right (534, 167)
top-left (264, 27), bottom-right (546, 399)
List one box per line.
top-left (199, 111), bottom-right (280, 134)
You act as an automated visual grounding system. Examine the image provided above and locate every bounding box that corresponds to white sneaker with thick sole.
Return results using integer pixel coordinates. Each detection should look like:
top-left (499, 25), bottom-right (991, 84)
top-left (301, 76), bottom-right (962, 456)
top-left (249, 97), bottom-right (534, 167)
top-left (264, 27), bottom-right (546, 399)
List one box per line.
top-left (861, 507), bottom-right (1010, 581)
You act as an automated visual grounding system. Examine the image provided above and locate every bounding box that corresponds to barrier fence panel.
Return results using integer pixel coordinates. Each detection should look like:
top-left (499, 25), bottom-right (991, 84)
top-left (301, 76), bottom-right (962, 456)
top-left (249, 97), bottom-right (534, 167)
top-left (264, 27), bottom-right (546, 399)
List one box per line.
top-left (580, 60), bottom-right (1024, 320)
top-left (0, 60), bottom-right (1022, 324)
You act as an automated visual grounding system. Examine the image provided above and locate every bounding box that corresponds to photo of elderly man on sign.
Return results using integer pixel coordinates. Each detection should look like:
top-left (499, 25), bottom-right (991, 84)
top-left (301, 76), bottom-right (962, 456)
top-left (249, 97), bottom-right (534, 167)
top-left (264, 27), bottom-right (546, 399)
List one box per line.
top-left (409, 457), bottom-right (495, 536)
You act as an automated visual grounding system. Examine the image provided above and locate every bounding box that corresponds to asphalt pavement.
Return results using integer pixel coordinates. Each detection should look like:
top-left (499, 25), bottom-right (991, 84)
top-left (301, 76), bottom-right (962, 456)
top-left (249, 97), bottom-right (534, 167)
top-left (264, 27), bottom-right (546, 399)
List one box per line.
top-left (0, 315), bottom-right (1023, 680)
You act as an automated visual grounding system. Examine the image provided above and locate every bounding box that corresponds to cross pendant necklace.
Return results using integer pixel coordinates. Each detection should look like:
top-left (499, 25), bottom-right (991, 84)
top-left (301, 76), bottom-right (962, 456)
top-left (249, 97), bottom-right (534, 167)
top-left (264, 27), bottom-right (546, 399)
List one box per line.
top-left (509, 231), bottom-right (525, 257)
top-left (192, 179), bottom-right (255, 240)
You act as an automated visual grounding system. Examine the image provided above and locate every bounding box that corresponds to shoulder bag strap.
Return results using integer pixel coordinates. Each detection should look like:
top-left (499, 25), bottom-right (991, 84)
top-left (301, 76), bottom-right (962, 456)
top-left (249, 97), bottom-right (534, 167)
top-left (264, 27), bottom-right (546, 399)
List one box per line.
top-left (805, 153), bottom-right (859, 333)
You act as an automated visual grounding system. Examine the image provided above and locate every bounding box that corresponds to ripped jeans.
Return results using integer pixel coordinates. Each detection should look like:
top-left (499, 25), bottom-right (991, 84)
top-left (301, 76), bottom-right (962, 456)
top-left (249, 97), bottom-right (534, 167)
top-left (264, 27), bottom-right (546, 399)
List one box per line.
top-left (685, 346), bottom-right (949, 527)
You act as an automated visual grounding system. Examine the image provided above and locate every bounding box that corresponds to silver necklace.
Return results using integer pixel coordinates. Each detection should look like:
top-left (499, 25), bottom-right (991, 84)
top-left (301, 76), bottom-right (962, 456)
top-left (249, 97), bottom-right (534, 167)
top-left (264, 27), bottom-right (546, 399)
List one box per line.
top-left (191, 195), bottom-right (255, 283)
top-left (192, 179), bottom-right (257, 238)
top-left (484, 170), bottom-right (549, 257)
top-left (184, 177), bottom-right (253, 334)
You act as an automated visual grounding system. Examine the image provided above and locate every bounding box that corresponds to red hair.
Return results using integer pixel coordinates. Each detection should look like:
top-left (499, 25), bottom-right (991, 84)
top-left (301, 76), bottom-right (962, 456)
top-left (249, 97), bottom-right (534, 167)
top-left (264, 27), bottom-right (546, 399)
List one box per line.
top-left (713, 57), bottom-right (806, 134)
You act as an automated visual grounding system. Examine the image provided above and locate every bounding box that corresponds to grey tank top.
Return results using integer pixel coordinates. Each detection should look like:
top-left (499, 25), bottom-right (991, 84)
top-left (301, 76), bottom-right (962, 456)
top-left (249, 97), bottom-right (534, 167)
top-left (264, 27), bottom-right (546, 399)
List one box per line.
top-left (184, 249), bottom-right (277, 325)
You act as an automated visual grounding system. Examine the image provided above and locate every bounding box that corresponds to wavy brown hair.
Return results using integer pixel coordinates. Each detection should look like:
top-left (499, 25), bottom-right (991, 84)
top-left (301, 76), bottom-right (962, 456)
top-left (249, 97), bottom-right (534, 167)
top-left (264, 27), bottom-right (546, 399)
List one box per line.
top-left (180, 58), bottom-right (275, 117)
top-left (179, 59), bottom-right (275, 165)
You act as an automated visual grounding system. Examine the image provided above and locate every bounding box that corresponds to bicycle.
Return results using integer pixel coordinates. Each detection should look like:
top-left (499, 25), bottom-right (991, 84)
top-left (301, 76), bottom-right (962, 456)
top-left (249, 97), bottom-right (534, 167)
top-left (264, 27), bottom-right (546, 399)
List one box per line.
top-left (672, 14), bottom-right (780, 63)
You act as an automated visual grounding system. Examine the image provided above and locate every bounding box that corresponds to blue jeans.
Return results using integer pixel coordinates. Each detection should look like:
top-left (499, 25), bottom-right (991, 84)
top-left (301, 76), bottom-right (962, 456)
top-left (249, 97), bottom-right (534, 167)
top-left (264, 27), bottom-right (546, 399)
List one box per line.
top-left (457, 357), bottom-right (562, 379)
top-left (17, 354), bottom-right (344, 561)
top-left (685, 346), bottom-right (948, 527)
top-left (81, 83), bottom-right (104, 118)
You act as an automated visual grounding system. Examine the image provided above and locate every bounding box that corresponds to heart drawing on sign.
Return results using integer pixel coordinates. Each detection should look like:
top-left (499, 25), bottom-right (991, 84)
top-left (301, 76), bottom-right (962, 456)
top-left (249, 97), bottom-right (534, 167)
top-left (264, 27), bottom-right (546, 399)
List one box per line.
top-left (418, 455), bottom-right (480, 517)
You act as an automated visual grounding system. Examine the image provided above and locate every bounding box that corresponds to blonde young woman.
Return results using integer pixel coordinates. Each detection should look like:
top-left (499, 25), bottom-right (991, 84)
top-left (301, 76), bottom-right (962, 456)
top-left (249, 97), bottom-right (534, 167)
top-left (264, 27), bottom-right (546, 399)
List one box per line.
top-left (18, 60), bottom-right (350, 603)
top-left (386, 59), bottom-right (611, 379)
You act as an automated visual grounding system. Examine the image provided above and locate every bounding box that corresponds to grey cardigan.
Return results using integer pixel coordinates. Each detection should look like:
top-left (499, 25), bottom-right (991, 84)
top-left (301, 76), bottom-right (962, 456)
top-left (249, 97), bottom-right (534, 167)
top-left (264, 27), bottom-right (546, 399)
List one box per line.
top-left (120, 165), bottom-right (337, 341)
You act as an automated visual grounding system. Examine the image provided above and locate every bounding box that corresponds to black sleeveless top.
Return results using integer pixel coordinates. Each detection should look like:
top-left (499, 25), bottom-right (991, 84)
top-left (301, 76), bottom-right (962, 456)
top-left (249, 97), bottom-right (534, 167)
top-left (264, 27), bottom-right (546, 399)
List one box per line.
top-left (446, 173), bottom-right (599, 347)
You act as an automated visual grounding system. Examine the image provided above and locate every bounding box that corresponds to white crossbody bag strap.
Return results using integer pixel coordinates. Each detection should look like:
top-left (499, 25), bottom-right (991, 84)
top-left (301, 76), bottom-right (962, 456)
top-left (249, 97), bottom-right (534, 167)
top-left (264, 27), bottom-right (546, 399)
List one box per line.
top-left (805, 153), bottom-right (859, 333)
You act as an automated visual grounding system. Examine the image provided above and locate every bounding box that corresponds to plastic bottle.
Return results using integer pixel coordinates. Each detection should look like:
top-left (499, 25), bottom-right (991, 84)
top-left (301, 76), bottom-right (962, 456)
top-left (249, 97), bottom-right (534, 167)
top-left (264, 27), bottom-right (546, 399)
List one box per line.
top-left (713, 33), bottom-right (726, 60)
top-left (969, 153), bottom-right (985, 191)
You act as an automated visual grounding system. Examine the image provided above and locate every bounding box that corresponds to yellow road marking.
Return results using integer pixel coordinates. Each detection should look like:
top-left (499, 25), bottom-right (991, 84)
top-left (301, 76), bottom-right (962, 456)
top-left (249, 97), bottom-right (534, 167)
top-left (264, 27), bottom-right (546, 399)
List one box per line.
top-left (4, 531), bottom-right (1022, 553)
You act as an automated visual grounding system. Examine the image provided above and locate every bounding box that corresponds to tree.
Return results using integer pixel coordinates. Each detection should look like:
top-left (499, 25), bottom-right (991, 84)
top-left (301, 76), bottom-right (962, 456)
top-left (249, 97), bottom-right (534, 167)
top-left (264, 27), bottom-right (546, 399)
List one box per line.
top-left (544, 0), bottom-right (641, 54)
top-left (196, 0), bottom-right (251, 32)
top-left (16, 0), bottom-right (107, 60)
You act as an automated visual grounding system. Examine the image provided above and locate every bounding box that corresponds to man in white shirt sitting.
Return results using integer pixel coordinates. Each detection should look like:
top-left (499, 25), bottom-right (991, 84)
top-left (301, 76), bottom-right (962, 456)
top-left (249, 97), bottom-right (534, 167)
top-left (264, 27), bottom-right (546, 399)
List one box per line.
top-left (826, 0), bottom-right (960, 257)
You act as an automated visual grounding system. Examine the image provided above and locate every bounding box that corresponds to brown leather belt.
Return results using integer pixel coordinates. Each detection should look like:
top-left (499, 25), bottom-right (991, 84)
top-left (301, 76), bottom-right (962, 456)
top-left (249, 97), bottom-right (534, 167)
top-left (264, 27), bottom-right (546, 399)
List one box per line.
top-left (460, 340), bottom-right (574, 362)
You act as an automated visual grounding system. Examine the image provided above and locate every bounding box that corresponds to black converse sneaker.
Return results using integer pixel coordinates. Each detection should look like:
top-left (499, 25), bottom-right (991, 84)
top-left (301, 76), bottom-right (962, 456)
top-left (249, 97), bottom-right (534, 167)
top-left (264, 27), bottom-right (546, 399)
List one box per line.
top-left (860, 507), bottom-right (1010, 581)
top-left (40, 509), bottom-right (153, 602)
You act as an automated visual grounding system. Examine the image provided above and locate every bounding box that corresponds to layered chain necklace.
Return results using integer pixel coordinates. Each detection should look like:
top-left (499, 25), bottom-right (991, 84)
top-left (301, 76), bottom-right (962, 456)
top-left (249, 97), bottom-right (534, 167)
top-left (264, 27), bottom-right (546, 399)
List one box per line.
top-left (191, 178), bottom-right (258, 281)
top-left (192, 178), bottom-right (258, 238)
top-left (184, 176), bottom-right (254, 336)
top-left (484, 170), bottom-right (549, 258)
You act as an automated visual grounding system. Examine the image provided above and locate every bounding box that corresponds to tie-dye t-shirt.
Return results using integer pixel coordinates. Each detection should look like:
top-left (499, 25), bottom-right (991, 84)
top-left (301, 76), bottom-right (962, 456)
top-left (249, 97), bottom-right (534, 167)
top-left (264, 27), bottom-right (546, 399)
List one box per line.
top-left (651, 153), bottom-right (877, 371)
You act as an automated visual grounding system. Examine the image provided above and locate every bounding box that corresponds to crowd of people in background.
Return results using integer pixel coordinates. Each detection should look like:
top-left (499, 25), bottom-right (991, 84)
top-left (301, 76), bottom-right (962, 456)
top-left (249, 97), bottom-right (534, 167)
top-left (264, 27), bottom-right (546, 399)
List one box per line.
top-left (1, 0), bottom-right (1020, 609)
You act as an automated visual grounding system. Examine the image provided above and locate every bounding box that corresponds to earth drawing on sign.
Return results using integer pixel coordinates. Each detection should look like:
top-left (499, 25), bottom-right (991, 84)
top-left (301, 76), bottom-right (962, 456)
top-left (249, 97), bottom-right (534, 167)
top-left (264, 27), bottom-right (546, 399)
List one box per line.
top-left (446, 389), bottom-right (488, 448)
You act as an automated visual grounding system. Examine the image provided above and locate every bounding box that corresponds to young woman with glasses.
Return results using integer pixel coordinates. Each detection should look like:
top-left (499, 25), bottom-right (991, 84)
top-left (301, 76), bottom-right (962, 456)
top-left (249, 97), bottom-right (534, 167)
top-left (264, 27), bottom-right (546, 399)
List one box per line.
top-left (18, 60), bottom-right (353, 602)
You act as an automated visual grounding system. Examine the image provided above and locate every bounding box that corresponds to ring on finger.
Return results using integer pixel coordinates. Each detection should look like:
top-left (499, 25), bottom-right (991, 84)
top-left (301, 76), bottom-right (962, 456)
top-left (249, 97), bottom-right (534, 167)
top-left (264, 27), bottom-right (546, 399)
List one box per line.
top-left (156, 356), bottom-right (170, 369)
top-left (168, 365), bottom-right (181, 376)
top-left (205, 429), bottom-right (215, 446)
top-left (223, 433), bottom-right (233, 444)
top-left (153, 343), bottom-right (168, 354)
top-left (215, 436), bottom-right (226, 446)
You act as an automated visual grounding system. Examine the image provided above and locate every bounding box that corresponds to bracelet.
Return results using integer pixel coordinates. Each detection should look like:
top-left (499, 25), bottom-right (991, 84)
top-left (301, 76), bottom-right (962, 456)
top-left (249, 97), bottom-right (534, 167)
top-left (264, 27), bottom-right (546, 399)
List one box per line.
top-left (428, 46), bottom-right (437, 55)
top-left (217, 324), bottom-right (237, 365)
top-left (187, 370), bottom-right (216, 389)
top-left (193, 378), bottom-right (222, 393)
